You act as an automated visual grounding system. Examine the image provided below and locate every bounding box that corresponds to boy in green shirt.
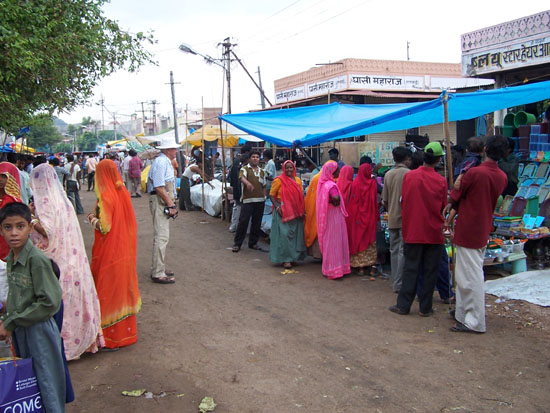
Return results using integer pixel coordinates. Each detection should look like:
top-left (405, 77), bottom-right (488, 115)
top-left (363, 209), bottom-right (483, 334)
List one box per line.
top-left (0, 202), bottom-right (67, 412)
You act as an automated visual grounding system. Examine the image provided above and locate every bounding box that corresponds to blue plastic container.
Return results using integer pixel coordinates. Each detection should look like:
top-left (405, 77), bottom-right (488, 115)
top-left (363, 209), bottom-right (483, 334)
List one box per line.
top-left (531, 134), bottom-right (539, 143)
top-left (531, 124), bottom-right (541, 134)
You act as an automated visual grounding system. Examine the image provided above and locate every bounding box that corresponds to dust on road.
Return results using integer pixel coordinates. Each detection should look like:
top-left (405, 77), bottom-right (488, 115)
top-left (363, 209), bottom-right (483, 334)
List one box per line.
top-left (68, 190), bottom-right (550, 412)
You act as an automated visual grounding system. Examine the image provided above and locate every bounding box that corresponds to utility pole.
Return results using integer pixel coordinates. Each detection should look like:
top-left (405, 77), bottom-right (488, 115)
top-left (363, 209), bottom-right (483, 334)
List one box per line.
top-left (99, 95), bottom-right (105, 130)
top-left (139, 101), bottom-right (147, 135)
top-left (169, 71), bottom-right (182, 177)
top-left (221, 37), bottom-right (232, 114)
top-left (257, 66), bottom-right (266, 109)
top-left (151, 100), bottom-right (158, 134)
top-left (407, 41), bottom-right (410, 61)
top-left (113, 112), bottom-right (117, 140)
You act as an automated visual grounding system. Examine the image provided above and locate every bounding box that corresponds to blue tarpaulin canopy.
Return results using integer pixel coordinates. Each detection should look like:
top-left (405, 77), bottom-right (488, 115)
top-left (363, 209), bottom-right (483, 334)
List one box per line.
top-left (220, 81), bottom-right (550, 147)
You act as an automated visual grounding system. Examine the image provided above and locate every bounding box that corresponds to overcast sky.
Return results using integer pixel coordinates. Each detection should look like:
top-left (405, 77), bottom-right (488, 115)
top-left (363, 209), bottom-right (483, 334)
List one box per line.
top-left (58, 0), bottom-right (548, 127)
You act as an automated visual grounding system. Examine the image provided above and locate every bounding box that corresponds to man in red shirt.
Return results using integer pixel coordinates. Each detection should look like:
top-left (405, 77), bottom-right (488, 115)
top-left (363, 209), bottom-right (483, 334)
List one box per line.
top-left (389, 142), bottom-right (447, 316)
top-left (446, 135), bottom-right (508, 333)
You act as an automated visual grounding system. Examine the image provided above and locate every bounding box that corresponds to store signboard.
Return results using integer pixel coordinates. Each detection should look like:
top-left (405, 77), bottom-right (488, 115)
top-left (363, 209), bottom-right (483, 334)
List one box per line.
top-left (357, 141), bottom-right (399, 166)
top-left (274, 86), bottom-right (306, 105)
top-left (462, 37), bottom-right (550, 75)
top-left (349, 74), bottom-right (425, 91)
top-left (306, 75), bottom-right (347, 98)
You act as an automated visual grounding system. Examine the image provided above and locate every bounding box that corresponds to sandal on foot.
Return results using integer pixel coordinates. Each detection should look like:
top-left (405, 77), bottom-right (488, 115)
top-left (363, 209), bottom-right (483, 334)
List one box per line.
top-left (283, 263), bottom-right (292, 269)
top-left (152, 275), bottom-right (175, 284)
top-left (232, 245), bottom-right (240, 253)
top-left (418, 308), bottom-right (434, 317)
top-left (450, 321), bottom-right (478, 333)
top-left (389, 305), bottom-right (409, 315)
top-left (165, 270), bottom-right (175, 277)
top-left (249, 244), bottom-right (267, 252)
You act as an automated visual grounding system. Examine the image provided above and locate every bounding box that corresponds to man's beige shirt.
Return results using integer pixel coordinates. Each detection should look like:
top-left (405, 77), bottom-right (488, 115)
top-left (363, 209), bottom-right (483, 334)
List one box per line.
top-left (381, 163), bottom-right (410, 229)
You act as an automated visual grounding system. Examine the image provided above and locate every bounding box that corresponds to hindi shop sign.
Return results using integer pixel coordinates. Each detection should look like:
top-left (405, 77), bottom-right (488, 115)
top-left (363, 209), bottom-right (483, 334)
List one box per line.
top-left (358, 141), bottom-right (399, 166)
top-left (275, 86), bottom-right (306, 105)
top-left (349, 74), bottom-right (425, 91)
top-left (306, 75), bottom-right (347, 98)
top-left (462, 37), bottom-right (550, 75)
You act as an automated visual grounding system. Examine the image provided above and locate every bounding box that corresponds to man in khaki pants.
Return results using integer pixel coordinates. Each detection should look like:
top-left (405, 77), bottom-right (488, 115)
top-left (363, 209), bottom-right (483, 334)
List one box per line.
top-left (147, 143), bottom-right (180, 284)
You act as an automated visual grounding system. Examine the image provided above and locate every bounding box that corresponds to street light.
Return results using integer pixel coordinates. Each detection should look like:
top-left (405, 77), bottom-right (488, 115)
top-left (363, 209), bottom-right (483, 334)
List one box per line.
top-left (178, 43), bottom-right (225, 69)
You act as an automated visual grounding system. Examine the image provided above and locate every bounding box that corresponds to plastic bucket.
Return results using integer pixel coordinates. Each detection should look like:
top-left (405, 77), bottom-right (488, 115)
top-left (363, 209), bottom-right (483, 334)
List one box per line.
top-left (503, 125), bottom-right (514, 137)
top-left (514, 111), bottom-right (537, 128)
top-left (503, 112), bottom-right (515, 127)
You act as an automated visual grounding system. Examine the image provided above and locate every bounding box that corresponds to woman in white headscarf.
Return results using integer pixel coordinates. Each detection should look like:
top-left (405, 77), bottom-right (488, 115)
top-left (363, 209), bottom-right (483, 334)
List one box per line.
top-left (29, 163), bottom-right (103, 360)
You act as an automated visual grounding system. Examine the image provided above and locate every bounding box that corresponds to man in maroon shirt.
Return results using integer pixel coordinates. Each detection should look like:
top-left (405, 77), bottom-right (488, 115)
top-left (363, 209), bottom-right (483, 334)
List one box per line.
top-left (446, 135), bottom-right (508, 333)
top-left (389, 142), bottom-right (448, 317)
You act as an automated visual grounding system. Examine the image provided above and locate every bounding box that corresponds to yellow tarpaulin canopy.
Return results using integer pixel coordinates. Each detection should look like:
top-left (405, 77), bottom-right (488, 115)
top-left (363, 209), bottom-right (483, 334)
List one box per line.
top-left (107, 135), bottom-right (157, 147)
top-left (15, 143), bottom-right (35, 153)
top-left (182, 125), bottom-right (239, 147)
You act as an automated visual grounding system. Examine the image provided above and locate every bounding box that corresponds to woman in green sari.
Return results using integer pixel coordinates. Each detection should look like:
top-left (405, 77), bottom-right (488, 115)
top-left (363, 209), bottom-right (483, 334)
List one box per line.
top-left (269, 160), bottom-right (307, 269)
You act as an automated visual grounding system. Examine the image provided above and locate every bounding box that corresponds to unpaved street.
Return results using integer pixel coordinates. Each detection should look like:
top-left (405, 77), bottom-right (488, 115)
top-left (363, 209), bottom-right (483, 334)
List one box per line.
top-left (67, 190), bottom-right (550, 412)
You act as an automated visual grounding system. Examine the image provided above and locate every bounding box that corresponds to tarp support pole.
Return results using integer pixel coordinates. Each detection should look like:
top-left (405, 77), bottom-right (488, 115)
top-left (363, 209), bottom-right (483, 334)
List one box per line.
top-left (201, 98), bottom-right (205, 213)
top-left (295, 144), bottom-right (318, 170)
top-left (443, 91), bottom-right (456, 297)
top-left (219, 118), bottom-right (230, 221)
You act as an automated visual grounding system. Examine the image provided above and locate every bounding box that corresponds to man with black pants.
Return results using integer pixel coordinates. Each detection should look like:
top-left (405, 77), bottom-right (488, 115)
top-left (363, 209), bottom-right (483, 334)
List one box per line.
top-left (228, 146), bottom-right (251, 232)
top-left (232, 150), bottom-right (267, 252)
top-left (389, 142), bottom-right (447, 317)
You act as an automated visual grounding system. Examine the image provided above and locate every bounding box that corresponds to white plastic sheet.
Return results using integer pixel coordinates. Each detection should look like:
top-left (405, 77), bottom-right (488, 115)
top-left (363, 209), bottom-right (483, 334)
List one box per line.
top-left (190, 180), bottom-right (224, 216)
top-left (485, 270), bottom-right (550, 307)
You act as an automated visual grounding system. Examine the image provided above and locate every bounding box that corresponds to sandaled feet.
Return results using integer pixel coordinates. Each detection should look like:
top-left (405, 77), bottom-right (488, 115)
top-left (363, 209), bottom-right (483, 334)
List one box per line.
top-left (249, 244), bottom-right (267, 252)
top-left (152, 275), bottom-right (175, 284)
top-left (418, 308), bottom-right (434, 317)
top-left (283, 262), bottom-right (292, 269)
top-left (232, 245), bottom-right (240, 253)
top-left (388, 305), bottom-right (409, 315)
top-left (165, 270), bottom-right (175, 277)
top-left (450, 321), bottom-right (480, 333)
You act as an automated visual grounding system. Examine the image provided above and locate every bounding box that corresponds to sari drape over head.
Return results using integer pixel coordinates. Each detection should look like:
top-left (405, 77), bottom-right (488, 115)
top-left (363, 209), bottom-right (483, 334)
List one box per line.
top-left (30, 164), bottom-right (103, 360)
top-left (304, 172), bottom-right (321, 248)
top-left (0, 162), bottom-right (22, 259)
top-left (316, 162), bottom-right (350, 279)
top-left (347, 163), bottom-right (379, 255)
top-left (275, 160), bottom-right (305, 222)
top-left (91, 159), bottom-right (141, 348)
top-left (337, 165), bottom-right (354, 205)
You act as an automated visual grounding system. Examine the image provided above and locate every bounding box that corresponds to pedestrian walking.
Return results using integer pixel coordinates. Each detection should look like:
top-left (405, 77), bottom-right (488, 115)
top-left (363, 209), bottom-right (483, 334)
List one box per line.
top-left (128, 149), bottom-right (144, 198)
top-left (88, 159), bottom-right (141, 348)
top-left (64, 154), bottom-right (84, 214)
top-left (147, 143), bottom-right (180, 283)
top-left (269, 160), bottom-right (307, 269)
top-left (316, 161), bottom-right (350, 279)
top-left (29, 163), bottom-right (103, 359)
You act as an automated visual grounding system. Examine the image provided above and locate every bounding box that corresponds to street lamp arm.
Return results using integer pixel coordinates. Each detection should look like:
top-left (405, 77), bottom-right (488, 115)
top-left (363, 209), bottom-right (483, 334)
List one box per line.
top-left (179, 43), bottom-right (225, 69)
top-left (230, 51), bottom-right (273, 107)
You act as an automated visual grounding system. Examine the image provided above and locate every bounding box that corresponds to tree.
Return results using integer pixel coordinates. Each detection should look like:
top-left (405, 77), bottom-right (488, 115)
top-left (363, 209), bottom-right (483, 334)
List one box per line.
top-left (53, 142), bottom-right (73, 154)
top-left (26, 116), bottom-right (64, 152)
top-left (0, 0), bottom-right (155, 133)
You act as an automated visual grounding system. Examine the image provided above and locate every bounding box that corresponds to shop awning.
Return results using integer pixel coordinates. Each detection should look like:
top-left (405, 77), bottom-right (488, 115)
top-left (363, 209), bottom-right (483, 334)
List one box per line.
top-left (220, 81), bottom-right (550, 147)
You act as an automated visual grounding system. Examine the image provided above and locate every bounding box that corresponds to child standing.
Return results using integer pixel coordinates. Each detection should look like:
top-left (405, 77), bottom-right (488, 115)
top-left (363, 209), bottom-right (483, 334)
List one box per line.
top-left (0, 203), bottom-right (67, 412)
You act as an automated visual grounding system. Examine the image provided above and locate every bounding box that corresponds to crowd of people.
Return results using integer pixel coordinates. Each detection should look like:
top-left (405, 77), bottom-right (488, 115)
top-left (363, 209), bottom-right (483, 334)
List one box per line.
top-left (0, 132), bottom-right (512, 411)
top-left (0, 150), bottom-right (142, 411)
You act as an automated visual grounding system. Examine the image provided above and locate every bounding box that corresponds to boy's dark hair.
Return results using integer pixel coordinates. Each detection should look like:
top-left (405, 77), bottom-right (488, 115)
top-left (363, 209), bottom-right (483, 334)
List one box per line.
top-left (49, 157), bottom-right (60, 166)
top-left (392, 147), bottom-right (412, 163)
top-left (33, 155), bottom-right (47, 167)
top-left (128, 149), bottom-right (137, 157)
top-left (0, 202), bottom-right (32, 225)
top-left (423, 151), bottom-right (441, 166)
top-left (263, 150), bottom-right (273, 160)
top-left (249, 150), bottom-right (261, 157)
top-left (485, 135), bottom-right (509, 162)
top-left (466, 136), bottom-right (484, 153)
top-left (6, 153), bottom-right (18, 164)
top-left (359, 156), bottom-right (372, 165)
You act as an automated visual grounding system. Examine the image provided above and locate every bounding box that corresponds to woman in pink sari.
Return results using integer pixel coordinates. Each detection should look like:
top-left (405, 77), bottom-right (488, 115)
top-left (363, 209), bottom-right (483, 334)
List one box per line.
top-left (29, 163), bottom-right (103, 360)
top-left (316, 161), bottom-right (350, 279)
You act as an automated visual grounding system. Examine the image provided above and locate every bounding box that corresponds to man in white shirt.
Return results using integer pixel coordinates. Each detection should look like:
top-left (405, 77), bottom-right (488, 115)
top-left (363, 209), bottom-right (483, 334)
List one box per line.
top-left (122, 153), bottom-right (131, 189)
top-left (147, 143), bottom-right (180, 284)
top-left (65, 154), bottom-right (84, 214)
top-left (86, 155), bottom-right (98, 191)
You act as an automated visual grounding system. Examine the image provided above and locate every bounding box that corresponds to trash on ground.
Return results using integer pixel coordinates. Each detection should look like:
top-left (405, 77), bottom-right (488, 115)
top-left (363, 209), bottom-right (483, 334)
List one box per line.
top-left (199, 396), bottom-right (217, 412)
top-left (122, 389), bottom-right (146, 397)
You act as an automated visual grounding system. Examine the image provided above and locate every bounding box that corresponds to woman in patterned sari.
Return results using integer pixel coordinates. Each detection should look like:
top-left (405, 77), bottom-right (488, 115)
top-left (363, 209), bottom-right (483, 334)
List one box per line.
top-left (29, 163), bottom-right (103, 359)
top-left (88, 159), bottom-right (141, 349)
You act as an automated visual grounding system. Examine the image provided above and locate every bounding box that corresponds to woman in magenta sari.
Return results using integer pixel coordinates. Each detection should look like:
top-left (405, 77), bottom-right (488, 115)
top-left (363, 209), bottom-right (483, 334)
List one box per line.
top-left (347, 163), bottom-right (379, 276)
top-left (316, 161), bottom-right (350, 279)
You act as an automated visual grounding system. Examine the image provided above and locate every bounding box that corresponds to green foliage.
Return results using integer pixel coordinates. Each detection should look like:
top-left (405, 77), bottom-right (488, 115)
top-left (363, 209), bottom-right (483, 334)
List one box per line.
top-left (53, 142), bottom-right (73, 153)
top-left (0, 0), bottom-right (155, 132)
top-left (26, 116), bottom-right (64, 152)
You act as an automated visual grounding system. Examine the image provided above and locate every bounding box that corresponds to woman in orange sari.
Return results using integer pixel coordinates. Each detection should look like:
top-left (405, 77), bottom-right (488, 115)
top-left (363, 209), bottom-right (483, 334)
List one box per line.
top-left (304, 169), bottom-right (323, 259)
top-left (87, 159), bottom-right (141, 349)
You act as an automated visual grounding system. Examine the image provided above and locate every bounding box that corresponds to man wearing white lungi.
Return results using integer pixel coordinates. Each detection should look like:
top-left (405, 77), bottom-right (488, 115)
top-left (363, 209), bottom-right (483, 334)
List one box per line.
top-left (446, 135), bottom-right (508, 333)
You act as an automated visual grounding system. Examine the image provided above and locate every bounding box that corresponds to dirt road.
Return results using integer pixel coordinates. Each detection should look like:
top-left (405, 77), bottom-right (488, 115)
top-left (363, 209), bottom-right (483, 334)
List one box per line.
top-left (67, 190), bottom-right (549, 412)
